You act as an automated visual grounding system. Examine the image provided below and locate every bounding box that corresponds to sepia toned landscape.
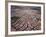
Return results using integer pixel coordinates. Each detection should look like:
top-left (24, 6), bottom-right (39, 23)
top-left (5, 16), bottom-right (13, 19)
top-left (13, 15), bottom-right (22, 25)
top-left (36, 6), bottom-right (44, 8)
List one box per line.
top-left (11, 6), bottom-right (41, 31)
